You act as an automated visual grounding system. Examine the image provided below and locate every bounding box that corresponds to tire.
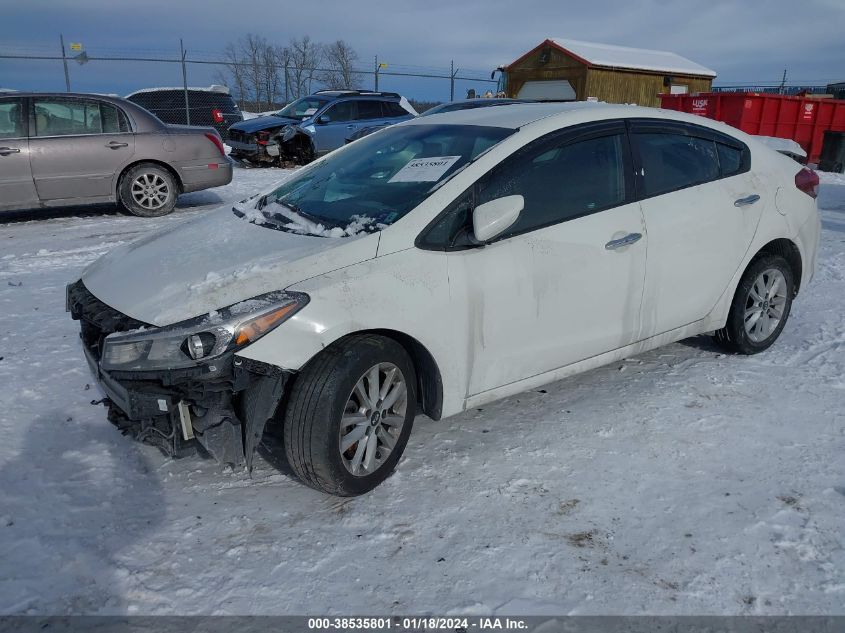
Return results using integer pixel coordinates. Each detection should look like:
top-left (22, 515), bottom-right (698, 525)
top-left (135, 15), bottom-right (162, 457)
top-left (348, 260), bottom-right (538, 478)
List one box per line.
top-left (118, 163), bottom-right (178, 217)
top-left (714, 254), bottom-right (795, 354)
top-left (283, 335), bottom-right (417, 496)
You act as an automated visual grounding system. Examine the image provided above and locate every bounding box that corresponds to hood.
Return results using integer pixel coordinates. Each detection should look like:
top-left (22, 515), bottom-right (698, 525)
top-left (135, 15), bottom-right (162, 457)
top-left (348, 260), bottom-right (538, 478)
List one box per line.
top-left (81, 207), bottom-right (380, 326)
top-left (229, 115), bottom-right (303, 134)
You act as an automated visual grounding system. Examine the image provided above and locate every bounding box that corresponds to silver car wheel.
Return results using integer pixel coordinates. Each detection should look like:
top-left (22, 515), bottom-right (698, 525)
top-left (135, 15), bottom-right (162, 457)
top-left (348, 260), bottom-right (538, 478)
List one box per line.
top-left (130, 173), bottom-right (170, 210)
top-left (744, 268), bottom-right (788, 343)
top-left (339, 362), bottom-right (407, 477)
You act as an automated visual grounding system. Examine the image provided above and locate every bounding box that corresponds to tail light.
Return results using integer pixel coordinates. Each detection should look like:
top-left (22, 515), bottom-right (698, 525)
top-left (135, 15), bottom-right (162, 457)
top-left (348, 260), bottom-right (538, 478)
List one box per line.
top-left (204, 132), bottom-right (226, 157)
top-left (795, 167), bottom-right (819, 199)
top-left (211, 108), bottom-right (224, 124)
top-left (256, 131), bottom-right (270, 146)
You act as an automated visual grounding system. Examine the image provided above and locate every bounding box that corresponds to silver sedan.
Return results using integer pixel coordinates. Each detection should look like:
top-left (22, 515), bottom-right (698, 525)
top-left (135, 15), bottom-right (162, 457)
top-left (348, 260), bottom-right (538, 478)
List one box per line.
top-left (0, 92), bottom-right (232, 217)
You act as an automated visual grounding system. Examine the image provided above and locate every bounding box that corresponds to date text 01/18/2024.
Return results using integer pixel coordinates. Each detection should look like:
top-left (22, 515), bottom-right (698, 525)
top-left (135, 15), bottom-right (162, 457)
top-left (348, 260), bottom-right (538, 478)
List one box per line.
top-left (307, 617), bottom-right (529, 630)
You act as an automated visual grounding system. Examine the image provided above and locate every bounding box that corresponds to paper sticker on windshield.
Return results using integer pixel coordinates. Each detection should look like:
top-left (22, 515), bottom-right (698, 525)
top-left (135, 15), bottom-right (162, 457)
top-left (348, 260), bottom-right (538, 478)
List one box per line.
top-left (303, 108), bottom-right (318, 116)
top-left (389, 156), bottom-right (461, 183)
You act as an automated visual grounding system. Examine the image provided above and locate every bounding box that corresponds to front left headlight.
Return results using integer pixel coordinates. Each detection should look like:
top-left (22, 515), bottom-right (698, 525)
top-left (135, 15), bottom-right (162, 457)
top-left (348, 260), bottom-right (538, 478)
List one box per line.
top-left (100, 291), bottom-right (309, 372)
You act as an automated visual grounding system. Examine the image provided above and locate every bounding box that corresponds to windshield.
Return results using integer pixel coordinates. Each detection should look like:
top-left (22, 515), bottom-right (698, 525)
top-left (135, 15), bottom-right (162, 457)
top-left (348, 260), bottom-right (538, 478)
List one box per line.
top-left (275, 96), bottom-right (330, 119)
top-left (237, 123), bottom-right (515, 237)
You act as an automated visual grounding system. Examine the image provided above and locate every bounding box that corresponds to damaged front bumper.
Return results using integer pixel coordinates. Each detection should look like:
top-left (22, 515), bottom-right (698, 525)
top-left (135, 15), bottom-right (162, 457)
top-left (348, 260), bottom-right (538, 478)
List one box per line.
top-left (228, 126), bottom-right (315, 165)
top-left (67, 280), bottom-right (291, 468)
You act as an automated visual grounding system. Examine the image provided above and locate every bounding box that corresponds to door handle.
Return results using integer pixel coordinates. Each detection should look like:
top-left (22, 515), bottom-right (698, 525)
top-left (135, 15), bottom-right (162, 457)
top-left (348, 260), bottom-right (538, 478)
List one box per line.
top-left (734, 194), bottom-right (760, 207)
top-left (346, 124), bottom-right (356, 129)
top-left (106, 141), bottom-right (129, 149)
top-left (605, 232), bottom-right (643, 250)
top-left (0, 147), bottom-right (21, 156)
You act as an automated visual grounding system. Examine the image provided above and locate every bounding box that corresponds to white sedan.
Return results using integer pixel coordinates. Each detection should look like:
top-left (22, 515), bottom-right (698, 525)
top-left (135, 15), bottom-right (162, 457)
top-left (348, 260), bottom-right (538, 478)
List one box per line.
top-left (68, 103), bottom-right (821, 496)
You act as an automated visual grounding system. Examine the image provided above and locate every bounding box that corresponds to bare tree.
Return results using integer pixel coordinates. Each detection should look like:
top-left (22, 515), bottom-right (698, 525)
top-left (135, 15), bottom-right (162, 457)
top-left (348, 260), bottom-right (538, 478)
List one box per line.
top-left (241, 33), bottom-right (268, 108)
top-left (273, 45), bottom-right (292, 104)
top-left (320, 40), bottom-right (361, 90)
top-left (259, 42), bottom-right (285, 110)
top-left (216, 42), bottom-right (248, 109)
top-left (287, 36), bottom-right (323, 99)
top-left (219, 34), bottom-right (361, 108)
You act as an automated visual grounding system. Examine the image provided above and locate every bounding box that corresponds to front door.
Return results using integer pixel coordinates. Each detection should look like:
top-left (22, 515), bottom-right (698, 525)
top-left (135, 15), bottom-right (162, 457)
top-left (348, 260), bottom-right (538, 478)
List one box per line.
top-left (0, 97), bottom-right (37, 211)
top-left (436, 123), bottom-right (647, 396)
top-left (28, 97), bottom-right (135, 202)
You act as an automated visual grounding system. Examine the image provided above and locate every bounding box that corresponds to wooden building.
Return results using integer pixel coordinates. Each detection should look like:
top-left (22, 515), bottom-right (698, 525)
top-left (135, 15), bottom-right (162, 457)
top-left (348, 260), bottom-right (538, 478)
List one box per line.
top-left (502, 38), bottom-right (716, 107)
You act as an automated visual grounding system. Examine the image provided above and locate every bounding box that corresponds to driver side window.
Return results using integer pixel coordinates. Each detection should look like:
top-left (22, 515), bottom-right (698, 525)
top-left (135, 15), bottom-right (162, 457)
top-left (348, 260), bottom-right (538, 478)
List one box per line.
top-left (478, 133), bottom-right (625, 239)
top-left (418, 129), bottom-right (628, 250)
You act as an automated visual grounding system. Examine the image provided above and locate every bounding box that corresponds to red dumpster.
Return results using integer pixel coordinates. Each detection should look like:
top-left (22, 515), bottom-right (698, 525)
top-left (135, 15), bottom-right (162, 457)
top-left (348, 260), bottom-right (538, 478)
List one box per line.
top-left (659, 92), bottom-right (845, 164)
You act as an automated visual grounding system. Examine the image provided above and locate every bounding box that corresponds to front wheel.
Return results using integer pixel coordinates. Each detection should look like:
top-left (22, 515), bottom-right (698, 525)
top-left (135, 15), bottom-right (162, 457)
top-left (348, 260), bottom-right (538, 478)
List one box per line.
top-left (283, 335), bottom-right (416, 496)
top-left (714, 254), bottom-right (795, 354)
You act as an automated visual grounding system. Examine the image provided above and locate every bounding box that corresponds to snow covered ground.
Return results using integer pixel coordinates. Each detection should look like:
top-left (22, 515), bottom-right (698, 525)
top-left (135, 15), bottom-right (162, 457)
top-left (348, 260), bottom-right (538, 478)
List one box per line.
top-left (0, 166), bottom-right (843, 616)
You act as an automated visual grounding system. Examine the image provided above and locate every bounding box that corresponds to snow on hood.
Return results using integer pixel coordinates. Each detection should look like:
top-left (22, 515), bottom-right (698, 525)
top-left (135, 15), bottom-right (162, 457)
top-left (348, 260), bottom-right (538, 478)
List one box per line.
top-left (81, 206), bottom-right (380, 327)
top-left (247, 201), bottom-right (388, 238)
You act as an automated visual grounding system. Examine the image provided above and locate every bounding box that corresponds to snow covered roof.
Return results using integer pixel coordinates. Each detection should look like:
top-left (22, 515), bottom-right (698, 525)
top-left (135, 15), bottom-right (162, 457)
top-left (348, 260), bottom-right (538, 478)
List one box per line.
top-left (125, 85), bottom-right (230, 97)
top-left (523, 38), bottom-right (717, 78)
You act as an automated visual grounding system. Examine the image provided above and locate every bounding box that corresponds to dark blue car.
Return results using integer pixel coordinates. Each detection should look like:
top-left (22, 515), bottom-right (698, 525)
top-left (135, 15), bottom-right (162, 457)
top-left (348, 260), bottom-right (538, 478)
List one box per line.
top-left (227, 90), bottom-right (416, 165)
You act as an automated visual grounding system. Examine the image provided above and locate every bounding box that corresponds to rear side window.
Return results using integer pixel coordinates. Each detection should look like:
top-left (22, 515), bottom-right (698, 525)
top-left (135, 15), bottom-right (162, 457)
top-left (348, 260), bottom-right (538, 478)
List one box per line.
top-left (100, 103), bottom-right (130, 133)
top-left (33, 98), bottom-right (127, 136)
top-left (635, 133), bottom-right (720, 197)
top-left (479, 133), bottom-right (627, 239)
top-left (0, 99), bottom-right (24, 138)
top-left (356, 100), bottom-right (383, 120)
top-left (382, 101), bottom-right (409, 118)
top-left (717, 142), bottom-right (743, 177)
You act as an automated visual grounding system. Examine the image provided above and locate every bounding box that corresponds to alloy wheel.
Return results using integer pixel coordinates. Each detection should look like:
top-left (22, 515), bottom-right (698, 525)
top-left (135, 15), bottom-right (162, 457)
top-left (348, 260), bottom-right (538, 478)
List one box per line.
top-left (131, 173), bottom-right (170, 210)
top-left (744, 268), bottom-right (788, 343)
top-left (339, 362), bottom-right (407, 476)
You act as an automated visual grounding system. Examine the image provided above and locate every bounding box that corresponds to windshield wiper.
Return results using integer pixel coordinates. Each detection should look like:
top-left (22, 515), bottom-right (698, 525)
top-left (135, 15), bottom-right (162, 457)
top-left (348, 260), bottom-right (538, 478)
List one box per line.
top-left (279, 201), bottom-right (343, 229)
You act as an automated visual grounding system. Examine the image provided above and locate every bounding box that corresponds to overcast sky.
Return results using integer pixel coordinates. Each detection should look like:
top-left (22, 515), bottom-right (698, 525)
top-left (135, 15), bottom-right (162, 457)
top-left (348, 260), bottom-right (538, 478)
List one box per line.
top-left (1, 0), bottom-right (842, 101)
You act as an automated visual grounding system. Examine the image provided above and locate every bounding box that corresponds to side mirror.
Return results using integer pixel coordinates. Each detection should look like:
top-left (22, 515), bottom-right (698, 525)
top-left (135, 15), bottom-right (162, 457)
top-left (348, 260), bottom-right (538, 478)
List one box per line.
top-left (472, 195), bottom-right (524, 243)
top-left (317, 114), bottom-right (331, 124)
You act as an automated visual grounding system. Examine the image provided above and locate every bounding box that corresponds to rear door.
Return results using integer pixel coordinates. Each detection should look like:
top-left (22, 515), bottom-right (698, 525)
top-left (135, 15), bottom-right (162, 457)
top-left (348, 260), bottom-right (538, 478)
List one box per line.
top-left (356, 99), bottom-right (390, 131)
top-left (631, 120), bottom-right (762, 336)
top-left (28, 97), bottom-right (136, 202)
top-left (313, 100), bottom-right (357, 153)
top-left (0, 96), bottom-right (37, 211)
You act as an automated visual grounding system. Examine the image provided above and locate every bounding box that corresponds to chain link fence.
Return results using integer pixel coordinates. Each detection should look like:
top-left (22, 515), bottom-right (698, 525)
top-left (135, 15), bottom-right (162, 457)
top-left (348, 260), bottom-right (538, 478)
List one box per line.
top-left (0, 41), bottom-right (501, 123)
top-left (711, 85), bottom-right (830, 96)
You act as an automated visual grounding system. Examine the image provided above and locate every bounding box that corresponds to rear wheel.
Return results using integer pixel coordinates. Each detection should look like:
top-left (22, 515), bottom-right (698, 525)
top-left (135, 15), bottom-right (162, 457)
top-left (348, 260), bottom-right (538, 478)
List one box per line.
top-left (714, 254), bottom-right (794, 354)
top-left (283, 335), bottom-right (416, 496)
top-left (118, 163), bottom-right (178, 217)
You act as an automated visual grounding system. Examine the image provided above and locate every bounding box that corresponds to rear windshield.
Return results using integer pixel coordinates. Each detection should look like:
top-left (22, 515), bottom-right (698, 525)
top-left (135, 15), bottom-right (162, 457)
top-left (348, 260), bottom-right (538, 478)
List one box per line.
top-left (128, 90), bottom-right (235, 111)
top-left (235, 123), bottom-right (515, 237)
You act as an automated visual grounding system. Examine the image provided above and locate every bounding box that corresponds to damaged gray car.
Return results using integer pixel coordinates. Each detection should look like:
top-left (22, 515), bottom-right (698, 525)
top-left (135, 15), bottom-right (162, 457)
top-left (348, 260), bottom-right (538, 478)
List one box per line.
top-left (226, 90), bottom-right (415, 166)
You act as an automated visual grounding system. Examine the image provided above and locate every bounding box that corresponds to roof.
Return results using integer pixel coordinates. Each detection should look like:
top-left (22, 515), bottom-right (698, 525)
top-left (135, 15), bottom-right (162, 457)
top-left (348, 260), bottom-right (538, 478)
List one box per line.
top-left (313, 90), bottom-right (401, 99)
top-left (405, 101), bottom-right (603, 128)
top-left (512, 38), bottom-right (717, 78)
top-left (400, 101), bottom-right (749, 142)
top-left (125, 85), bottom-right (230, 97)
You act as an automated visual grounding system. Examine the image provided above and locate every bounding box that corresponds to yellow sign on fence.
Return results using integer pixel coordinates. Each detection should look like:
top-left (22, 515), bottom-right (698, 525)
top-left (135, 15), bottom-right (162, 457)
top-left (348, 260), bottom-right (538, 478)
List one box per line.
top-left (70, 42), bottom-right (82, 51)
